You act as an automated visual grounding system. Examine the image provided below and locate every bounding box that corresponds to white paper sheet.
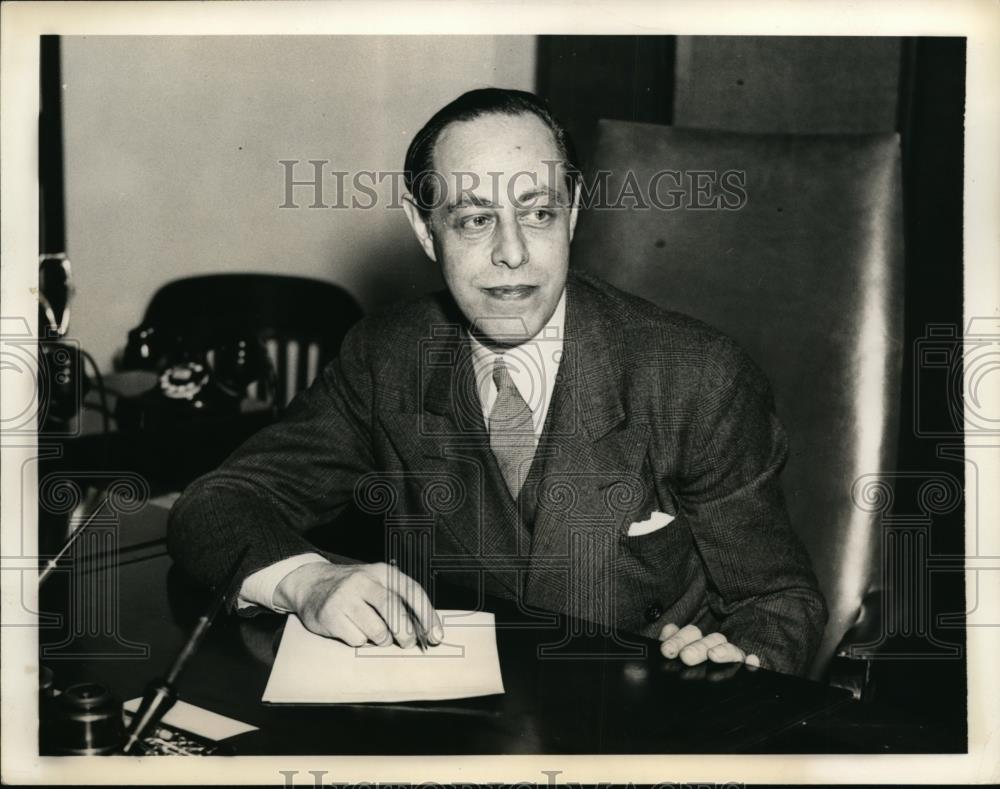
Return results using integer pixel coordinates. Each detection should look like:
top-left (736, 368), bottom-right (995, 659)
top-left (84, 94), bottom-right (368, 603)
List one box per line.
top-left (123, 697), bottom-right (258, 740)
top-left (262, 609), bottom-right (505, 704)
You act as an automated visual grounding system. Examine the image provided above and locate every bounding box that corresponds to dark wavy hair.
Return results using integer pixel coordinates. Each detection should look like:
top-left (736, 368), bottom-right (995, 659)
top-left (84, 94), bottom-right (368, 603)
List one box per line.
top-left (403, 87), bottom-right (580, 216)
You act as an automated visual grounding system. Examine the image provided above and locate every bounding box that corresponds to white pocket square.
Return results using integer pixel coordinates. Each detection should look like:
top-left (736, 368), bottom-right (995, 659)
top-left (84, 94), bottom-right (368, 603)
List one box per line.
top-left (627, 511), bottom-right (676, 537)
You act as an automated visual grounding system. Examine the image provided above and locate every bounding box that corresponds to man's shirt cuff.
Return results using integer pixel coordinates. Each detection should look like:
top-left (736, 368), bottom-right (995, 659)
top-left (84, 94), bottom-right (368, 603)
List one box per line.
top-left (236, 552), bottom-right (330, 612)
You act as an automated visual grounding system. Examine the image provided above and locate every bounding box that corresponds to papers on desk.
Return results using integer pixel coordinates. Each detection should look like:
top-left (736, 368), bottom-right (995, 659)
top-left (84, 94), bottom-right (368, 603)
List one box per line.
top-left (123, 697), bottom-right (258, 740)
top-left (262, 610), bottom-right (505, 704)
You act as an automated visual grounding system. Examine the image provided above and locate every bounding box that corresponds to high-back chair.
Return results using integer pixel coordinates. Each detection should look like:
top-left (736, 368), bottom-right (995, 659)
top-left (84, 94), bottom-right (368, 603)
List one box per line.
top-left (572, 121), bottom-right (905, 680)
top-left (123, 273), bottom-right (363, 409)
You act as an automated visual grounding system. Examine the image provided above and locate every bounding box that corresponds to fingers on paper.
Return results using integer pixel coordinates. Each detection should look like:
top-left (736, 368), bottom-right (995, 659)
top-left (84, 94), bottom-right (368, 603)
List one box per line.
top-left (345, 599), bottom-right (394, 647)
top-left (326, 612), bottom-right (369, 648)
top-left (355, 577), bottom-right (414, 648)
top-left (369, 563), bottom-right (442, 646)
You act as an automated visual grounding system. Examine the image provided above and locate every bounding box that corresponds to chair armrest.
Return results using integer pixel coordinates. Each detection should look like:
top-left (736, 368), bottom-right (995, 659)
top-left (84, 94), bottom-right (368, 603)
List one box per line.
top-left (828, 588), bottom-right (883, 701)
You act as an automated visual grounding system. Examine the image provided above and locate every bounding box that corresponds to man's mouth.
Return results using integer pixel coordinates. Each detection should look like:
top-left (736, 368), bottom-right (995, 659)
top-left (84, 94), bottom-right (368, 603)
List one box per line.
top-left (481, 285), bottom-right (538, 300)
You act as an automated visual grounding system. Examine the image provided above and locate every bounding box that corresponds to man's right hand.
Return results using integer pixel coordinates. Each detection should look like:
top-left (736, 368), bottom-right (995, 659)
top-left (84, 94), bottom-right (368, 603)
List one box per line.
top-left (273, 561), bottom-right (444, 648)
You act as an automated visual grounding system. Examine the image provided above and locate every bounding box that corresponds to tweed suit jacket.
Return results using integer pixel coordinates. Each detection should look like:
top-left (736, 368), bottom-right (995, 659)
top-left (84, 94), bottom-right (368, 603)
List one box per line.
top-left (168, 271), bottom-right (827, 676)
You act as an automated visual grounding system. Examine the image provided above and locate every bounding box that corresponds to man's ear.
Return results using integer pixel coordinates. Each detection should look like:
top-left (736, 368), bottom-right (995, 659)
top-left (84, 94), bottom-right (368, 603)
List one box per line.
top-left (402, 193), bottom-right (438, 262)
top-left (568, 181), bottom-right (581, 242)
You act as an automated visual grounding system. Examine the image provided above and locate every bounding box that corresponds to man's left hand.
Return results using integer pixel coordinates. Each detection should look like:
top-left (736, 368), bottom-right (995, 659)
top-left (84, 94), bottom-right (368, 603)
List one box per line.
top-left (658, 623), bottom-right (760, 667)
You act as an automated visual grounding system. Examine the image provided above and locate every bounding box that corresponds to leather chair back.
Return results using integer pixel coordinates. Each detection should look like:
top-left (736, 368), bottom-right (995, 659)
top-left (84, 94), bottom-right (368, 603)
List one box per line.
top-left (571, 121), bottom-right (904, 678)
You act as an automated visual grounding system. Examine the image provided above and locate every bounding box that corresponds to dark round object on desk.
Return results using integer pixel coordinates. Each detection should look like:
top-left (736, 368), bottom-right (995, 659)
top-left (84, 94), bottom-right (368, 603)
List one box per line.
top-left (46, 682), bottom-right (125, 755)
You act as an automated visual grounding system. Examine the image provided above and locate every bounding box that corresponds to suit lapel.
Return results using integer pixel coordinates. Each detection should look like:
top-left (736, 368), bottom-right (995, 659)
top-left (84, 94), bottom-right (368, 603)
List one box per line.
top-left (383, 320), bottom-right (525, 597)
top-left (526, 276), bottom-right (652, 603)
top-left (380, 277), bottom-right (652, 605)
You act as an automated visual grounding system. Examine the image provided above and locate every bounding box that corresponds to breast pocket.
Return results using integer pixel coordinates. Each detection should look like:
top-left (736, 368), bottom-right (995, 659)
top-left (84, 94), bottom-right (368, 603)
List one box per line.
top-left (614, 512), bottom-right (699, 632)
top-left (618, 512), bottom-right (700, 608)
top-left (623, 513), bottom-right (692, 564)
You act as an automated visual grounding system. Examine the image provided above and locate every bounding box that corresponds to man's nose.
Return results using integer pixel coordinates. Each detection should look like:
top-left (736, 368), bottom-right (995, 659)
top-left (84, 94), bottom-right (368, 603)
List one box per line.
top-left (491, 220), bottom-right (528, 269)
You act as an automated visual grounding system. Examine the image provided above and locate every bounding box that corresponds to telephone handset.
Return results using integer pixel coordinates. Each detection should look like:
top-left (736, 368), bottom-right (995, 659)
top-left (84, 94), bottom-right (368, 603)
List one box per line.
top-left (118, 326), bottom-right (275, 430)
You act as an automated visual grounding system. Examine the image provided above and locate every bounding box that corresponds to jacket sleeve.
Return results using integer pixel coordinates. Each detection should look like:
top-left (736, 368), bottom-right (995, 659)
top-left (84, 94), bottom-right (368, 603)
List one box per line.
top-left (166, 320), bottom-right (377, 608)
top-left (679, 335), bottom-right (828, 676)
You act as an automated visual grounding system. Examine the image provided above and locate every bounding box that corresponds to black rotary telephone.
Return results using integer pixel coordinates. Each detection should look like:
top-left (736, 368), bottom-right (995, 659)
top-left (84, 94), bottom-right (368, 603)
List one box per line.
top-left (116, 325), bottom-right (276, 431)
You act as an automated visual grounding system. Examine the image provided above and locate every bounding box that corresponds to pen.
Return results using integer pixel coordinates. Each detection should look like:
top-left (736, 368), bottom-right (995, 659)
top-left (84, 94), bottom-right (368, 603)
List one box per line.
top-left (122, 546), bottom-right (248, 753)
top-left (399, 596), bottom-right (429, 652)
top-left (389, 559), bottom-right (430, 652)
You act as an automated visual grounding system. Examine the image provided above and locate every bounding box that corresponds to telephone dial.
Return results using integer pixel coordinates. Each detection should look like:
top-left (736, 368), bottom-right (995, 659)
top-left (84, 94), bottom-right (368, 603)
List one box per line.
top-left (117, 325), bottom-right (276, 430)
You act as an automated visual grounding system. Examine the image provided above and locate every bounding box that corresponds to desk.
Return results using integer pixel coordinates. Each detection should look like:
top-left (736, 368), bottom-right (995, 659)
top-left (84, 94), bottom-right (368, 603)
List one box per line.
top-left (37, 372), bottom-right (276, 561)
top-left (39, 547), bottom-right (854, 755)
top-left (39, 370), bottom-right (275, 495)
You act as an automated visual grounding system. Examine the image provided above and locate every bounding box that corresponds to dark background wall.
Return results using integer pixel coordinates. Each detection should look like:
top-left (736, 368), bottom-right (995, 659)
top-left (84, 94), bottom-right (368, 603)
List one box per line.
top-left (537, 35), bottom-right (965, 481)
top-left (672, 36), bottom-right (902, 134)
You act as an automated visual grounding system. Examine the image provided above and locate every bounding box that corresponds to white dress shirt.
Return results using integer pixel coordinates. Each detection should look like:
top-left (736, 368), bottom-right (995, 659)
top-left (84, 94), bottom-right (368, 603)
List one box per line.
top-left (236, 289), bottom-right (567, 611)
top-left (469, 288), bottom-right (566, 440)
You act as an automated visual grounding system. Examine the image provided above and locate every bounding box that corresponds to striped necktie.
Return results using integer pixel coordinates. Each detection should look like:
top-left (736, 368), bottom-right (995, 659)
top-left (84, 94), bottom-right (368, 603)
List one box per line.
top-left (488, 357), bottom-right (536, 499)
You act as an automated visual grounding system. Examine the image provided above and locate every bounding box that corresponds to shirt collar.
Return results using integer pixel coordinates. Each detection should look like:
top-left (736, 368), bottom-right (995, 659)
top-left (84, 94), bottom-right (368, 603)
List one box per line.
top-left (469, 288), bottom-right (567, 417)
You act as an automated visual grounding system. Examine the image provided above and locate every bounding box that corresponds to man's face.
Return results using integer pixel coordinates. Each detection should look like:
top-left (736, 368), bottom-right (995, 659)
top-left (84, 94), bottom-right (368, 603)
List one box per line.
top-left (404, 112), bottom-right (579, 347)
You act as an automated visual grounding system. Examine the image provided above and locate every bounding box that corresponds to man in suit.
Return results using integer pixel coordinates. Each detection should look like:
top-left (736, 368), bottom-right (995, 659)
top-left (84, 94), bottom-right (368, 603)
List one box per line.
top-left (168, 88), bottom-right (827, 676)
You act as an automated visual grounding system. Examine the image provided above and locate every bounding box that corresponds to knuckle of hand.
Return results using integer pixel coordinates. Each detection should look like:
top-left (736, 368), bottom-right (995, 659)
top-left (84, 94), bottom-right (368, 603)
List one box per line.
top-left (381, 561), bottom-right (399, 577)
top-left (327, 588), bottom-right (351, 609)
top-left (326, 589), bottom-right (349, 611)
top-left (356, 575), bottom-right (380, 599)
top-left (336, 575), bottom-right (359, 595)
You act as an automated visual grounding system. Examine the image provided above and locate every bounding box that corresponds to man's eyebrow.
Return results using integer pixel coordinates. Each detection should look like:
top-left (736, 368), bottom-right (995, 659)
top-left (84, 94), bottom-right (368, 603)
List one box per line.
top-left (514, 186), bottom-right (563, 205)
top-left (446, 193), bottom-right (497, 212)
